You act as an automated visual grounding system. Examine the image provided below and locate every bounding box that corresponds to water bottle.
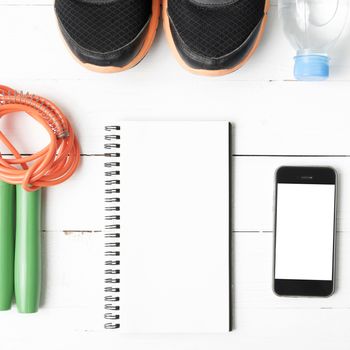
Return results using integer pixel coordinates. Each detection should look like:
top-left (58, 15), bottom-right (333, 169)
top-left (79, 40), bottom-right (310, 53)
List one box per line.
top-left (279, 0), bottom-right (349, 80)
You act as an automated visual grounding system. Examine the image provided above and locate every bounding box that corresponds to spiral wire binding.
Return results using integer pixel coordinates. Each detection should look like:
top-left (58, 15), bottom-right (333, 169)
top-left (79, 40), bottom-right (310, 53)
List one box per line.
top-left (104, 125), bottom-right (121, 329)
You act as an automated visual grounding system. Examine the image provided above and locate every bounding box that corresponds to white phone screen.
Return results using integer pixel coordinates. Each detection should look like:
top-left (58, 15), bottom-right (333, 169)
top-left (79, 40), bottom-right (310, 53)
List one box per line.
top-left (275, 183), bottom-right (335, 281)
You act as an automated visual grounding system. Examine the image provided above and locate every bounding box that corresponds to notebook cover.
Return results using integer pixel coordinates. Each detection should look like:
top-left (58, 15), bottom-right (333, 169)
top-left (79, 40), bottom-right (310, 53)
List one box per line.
top-left (104, 121), bottom-right (231, 333)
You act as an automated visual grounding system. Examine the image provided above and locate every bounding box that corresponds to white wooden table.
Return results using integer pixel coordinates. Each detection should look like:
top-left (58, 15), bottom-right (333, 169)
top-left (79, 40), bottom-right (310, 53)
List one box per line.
top-left (1, 1), bottom-right (350, 349)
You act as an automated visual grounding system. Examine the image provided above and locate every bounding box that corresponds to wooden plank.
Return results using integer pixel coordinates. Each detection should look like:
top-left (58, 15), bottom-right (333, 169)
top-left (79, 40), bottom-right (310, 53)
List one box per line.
top-left (0, 4), bottom-right (349, 82)
top-left (2, 80), bottom-right (350, 156)
top-left (2, 308), bottom-right (350, 350)
top-left (0, 229), bottom-right (350, 349)
top-left (0, 153), bottom-right (348, 233)
top-left (31, 155), bottom-right (350, 232)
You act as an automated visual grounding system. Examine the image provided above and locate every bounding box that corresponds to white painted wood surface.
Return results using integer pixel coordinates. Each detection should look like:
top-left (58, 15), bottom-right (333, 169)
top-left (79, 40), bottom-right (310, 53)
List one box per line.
top-left (0, 1), bottom-right (350, 349)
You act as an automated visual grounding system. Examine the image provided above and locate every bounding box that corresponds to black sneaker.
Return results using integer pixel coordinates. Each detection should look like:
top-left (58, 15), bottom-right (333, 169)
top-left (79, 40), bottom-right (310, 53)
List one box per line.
top-left (55, 0), bottom-right (161, 72)
top-left (163, 0), bottom-right (269, 76)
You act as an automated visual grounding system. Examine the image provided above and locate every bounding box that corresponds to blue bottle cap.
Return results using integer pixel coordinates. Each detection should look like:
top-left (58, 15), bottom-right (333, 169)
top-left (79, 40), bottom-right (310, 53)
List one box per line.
top-left (294, 54), bottom-right (330, 81)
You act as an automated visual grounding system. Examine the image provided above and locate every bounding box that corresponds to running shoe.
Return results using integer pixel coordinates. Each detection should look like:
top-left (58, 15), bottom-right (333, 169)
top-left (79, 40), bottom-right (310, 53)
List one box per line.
top-left (163, 0), bottom-right (270, 76)
top-left (55, 0), bottom-right (161, 72)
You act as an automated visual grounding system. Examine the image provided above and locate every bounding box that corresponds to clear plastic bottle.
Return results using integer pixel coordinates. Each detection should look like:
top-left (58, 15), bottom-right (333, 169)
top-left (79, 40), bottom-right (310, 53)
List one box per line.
top-left (279, 0), bottom-right (349, 80)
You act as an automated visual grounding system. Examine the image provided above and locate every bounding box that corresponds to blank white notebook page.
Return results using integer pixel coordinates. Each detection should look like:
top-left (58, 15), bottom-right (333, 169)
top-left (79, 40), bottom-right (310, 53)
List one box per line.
top-left (119, 121), bottom-right (230, 333)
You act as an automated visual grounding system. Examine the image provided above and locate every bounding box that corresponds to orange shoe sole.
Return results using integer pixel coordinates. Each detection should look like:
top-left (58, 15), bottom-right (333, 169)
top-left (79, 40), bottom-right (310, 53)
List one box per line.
top-left (162, 0), bottom-right (270, 77)
top-left (59, 0), bottom-right (161, 73)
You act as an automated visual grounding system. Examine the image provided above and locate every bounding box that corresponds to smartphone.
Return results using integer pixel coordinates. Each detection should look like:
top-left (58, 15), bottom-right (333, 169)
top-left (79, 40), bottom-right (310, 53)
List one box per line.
top-left (273, 166), bottom-right (337, 297)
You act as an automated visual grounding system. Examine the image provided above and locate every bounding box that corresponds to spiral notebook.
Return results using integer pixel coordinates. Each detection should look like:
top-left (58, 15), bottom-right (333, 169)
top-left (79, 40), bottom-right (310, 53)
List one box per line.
top-left (104, 121), bottom-right (231, 333)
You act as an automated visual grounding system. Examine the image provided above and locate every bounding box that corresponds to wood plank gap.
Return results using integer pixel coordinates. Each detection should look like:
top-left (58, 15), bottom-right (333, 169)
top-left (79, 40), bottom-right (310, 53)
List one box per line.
top-left (5, 154), bottom-right (349, 158)
top-left (42, 229), bottom-right (102, 234)
top-left (63, 230), bottom-right (102, 235)
top-left (233, 154), bottom-right (350, 158)
top-left (236, 306), bottom-right (350, 310)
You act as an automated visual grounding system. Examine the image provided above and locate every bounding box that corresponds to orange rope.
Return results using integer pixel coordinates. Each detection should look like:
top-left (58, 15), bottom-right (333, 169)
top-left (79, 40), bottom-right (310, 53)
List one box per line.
top-left (0, 85), bottom-right (80, 192)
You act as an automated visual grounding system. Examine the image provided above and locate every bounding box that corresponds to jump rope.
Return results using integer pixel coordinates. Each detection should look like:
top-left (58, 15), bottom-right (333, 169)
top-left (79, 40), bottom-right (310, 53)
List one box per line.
top-left (0, 85), bottom-right (80, 313)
